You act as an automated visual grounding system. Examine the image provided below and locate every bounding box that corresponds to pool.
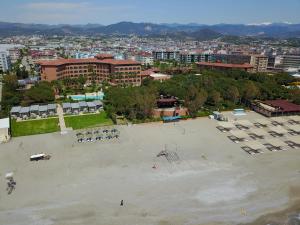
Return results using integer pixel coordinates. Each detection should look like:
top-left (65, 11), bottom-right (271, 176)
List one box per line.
top-left (69, 92), bottom-right (104, 101)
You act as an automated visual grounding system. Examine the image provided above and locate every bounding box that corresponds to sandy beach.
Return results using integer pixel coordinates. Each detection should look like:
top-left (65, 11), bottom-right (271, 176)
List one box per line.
top-left (0, 112), bottom-right (300, 225)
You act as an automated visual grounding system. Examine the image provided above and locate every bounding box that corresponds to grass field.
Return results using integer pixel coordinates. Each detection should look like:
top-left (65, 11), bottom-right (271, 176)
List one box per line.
top-left (64, 112), bottom-right (113, 130)
top-left (11, 118), bottom-right (60, 137)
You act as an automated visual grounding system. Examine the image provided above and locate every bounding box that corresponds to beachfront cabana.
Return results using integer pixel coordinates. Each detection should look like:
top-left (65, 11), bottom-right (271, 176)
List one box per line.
top-left (93, 100), bottom-right (103, 110)
top-left (235, 120), bottom-right (253, 130)
top-left (39, 105), bottom-right (48, 117)
top-left (228, 130), bottom-right (249, 143)
top-left (29, 105), bottom-right (39, 118)
top-left (248, 128), bottom-right (268, 140)
top-left (71, 103), bottom-right (80, 114)
top-left (242, 141), bottom-right (265, 155)
top-left (79, 101), bottom-right (88, 112)
top-left (19, 107), bottom-right (30, 119)
top-left (254, 118), bottom-right (271, 128)
top-left (269, 126), bottom-right (288, 137)
top-left (271, 117), bottom-right (287, 126)
top-left (217, 121), bottom-right (235, 132)
top-left (285, 136), bottom-right (300, 148)
top-left (47, 104), bottom-right (57, 115)
top-left (264, 138), bottom-right (287, 151)
top-left (62, 103), bottom-right (72, 114)
top-left (87, 102), bottom-right (96, 112)
top-left (10, 106), bottom-right (21, 118)
top-left (286, 115), bottom-right (300, 125)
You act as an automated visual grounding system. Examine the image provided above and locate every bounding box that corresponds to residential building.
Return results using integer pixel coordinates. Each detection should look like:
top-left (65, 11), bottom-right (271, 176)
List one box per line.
top-left (152, 51), bottom-right (180, 61)
top-left (250, 55), bottom-right (268, 72)
top-left (8, 48), bottom-right (21, 63)
top-left (196, 62), bottom-right (253, 72)
top-left (0, 51), bottom-right (11, 72)
top-left (280, 55), bottom-right (300, 69)
top-left (134, 52), bottom-right (153, 65)
top-left (38, 56), bottom-right (142, 86)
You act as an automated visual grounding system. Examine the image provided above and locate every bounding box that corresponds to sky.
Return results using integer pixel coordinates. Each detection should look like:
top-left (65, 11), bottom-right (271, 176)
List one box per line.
top-left (1, 0), bottom-right (300, 25)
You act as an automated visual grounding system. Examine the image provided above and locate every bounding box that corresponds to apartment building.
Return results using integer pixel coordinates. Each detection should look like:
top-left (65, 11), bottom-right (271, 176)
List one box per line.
top-left (38, 56), bottom-right (142, 86)
top-left (0, 52), bottom-right (11, 72)
top-left (280, 55), bottom-right (300, 69)
top-left (250, 55), bottom-right (268, 72)
top-left (8, 48), bottom-right (21, 63)
top-left (152, 51), bottom-right (180, 61)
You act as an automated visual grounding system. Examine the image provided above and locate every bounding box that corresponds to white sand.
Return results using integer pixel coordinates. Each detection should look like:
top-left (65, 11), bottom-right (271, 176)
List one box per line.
top-left (0, 112), bottom-right (300, 225)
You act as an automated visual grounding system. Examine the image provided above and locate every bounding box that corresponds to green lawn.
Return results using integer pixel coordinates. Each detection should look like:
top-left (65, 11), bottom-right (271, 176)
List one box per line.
top-left (11, 118), bottom-right (60, 137)
top-left (64, 112), bottom-right (113, 130)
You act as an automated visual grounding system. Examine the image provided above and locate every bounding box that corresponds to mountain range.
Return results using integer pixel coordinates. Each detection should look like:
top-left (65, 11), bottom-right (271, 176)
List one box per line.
top-left (0, 21), bottom-right (300, 39)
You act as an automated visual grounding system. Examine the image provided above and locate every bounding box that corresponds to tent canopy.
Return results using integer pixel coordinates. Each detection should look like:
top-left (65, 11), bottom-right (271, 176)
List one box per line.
top-left (218, 121), bottom-right (235, 129)
top-left (236, 120), bottom-right (253, 127)
top-left (266, 138), bottom-right (287, 147)
top-left (245, 141), bottom-right (265, 150)
top-left (230, 130), bottom-right (248, 138)
top-left (270, 126), bottom-right (288, 134)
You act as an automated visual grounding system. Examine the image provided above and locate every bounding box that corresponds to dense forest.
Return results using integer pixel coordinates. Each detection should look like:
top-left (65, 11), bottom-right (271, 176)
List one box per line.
top-left (1, 69), bottom-right (299, 120)
top-left (104, 70), bottom-right (300, 120)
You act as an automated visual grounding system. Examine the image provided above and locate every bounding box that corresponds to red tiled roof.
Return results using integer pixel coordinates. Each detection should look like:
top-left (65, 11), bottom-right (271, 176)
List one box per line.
top-left (263, 100), bottom-right (300, 113)
top-left (196, 62), bottom-right (253, 69)
top-left (37, 58), bottom-right (140, 66)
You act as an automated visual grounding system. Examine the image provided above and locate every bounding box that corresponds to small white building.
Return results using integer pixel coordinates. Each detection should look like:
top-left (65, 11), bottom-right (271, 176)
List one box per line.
top-left (0, 118), bottom-right (10, 143)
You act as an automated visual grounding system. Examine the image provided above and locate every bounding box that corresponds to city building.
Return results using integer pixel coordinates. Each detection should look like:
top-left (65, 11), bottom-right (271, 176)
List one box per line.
top-left (152, 51), bottom-right (180, 61)
top-left (250, 55), bottom-right (268, 72)
top-left (211, 54), bottom-right (251, 65)
top-left (280, 55), bottom-right (300, 70)
top-left (0, 51), bottom-right (11, 72)
top-left (38, 56), bottom-right (142, 86)
top-left (8, 48), bottom-right (21, 63)
top-left (134, 52), bottom-right (154, 66)
top-left (196, 62), bottom-right (253, 72)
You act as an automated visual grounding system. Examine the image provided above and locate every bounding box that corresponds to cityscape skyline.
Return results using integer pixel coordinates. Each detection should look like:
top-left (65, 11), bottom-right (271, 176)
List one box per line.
top-left (1, 0), bottom-right (300, 25)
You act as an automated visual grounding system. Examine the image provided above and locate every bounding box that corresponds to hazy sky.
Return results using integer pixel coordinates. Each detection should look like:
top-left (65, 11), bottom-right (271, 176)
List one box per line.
top-left (1, 0), bottom-right (300, 25)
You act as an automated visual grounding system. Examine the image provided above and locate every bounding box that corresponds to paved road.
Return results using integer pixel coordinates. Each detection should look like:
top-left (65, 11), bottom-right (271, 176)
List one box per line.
top-left (57, 104), bottom-right (68, 134)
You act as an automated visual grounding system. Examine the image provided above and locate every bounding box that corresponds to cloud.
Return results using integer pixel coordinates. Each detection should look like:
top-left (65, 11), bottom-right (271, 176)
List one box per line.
top-left (19, 1), bottom-right (136, 24)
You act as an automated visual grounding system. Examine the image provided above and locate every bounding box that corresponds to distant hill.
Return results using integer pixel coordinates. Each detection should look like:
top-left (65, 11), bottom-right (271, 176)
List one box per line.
top-left (0, 21), bottom-right (300, 38)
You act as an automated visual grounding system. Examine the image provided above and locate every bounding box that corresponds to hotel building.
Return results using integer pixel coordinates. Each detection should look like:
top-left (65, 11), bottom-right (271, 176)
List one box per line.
top-left (38, 54), bottom-right (142, 86)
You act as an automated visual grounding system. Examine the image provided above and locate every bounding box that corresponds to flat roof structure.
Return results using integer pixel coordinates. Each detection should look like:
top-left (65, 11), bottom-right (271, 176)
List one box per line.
top-left (87, 102), bottom-right (96, 108)
top-left (39, 105), bottom-right (48, 112)
top-left (71, 103), bottom-right (80, 109)
top-left (20, 107), bottom-right (29, 114)
top-left (196, 62), bottom-right (253, 70)
top-left (10, 106), bottom-right (21, 114)
top-left (30, 105), bottom-right (39, 112)
top-left (264, 100), bottom-right (300, 113)
top-left (252, 100), bottom-right (300, 117)
top-left (62, 103), bottom-right (71, 108)
top-left (93, 100), bottom-right (103, 106)
top-left (47, 104), bottom-right (56, 110)
top-left (79, 101), bottom-right (88, 107)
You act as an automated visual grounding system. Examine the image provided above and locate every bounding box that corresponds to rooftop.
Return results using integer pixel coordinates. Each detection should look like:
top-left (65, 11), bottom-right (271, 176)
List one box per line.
top-left (263, 100), bottom-right (300, 113)
top-left (196, 62), bottom-right (253, 69)
top-left (37, 58), bottom-right (140, 66)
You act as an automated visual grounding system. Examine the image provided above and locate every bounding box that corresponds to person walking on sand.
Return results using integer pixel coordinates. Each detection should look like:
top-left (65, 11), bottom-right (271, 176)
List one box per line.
top-left (120, 200), bottom-right (124, 206)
